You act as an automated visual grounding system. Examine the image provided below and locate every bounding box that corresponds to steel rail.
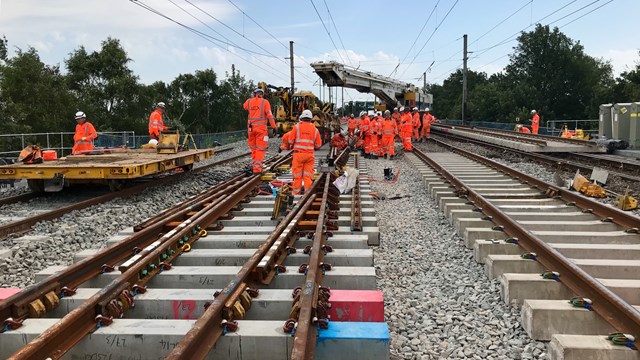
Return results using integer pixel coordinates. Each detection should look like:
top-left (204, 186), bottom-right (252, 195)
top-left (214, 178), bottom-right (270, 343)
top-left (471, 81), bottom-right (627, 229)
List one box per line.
top-left (433, 124), bottom-right (549, 147)
top-left (412, 146), bottom-right (640, 349)
top-left (0, 151), bottom-right (251, 240)
top-left (431, 131), bottom-right (640, 184)
top-left (434, 123), bottom-right (598, 147)
top-left (0, 174), bottom-right (246, 322)
top-left (0, 191), bottom-right (41, 206)
top-left (165, 174), bottom-right (325, 359)
top-left (8, 168), bottom-right (265, 359)
top-left (351, 152), bottom-right (362, 232)
top-left (290, 173), bottom-right (334, 359)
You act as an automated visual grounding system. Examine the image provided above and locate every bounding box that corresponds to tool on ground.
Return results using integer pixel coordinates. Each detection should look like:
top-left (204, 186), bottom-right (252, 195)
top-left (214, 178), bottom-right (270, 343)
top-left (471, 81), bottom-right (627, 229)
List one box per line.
top-left (383, 168), bottom-right (394, 181)
top-left (272, 184), bottom-right (294, 222)
top-left (615, 188), bottom-right (638, 211)
top-left (571, 171), bottom-right (606, 198)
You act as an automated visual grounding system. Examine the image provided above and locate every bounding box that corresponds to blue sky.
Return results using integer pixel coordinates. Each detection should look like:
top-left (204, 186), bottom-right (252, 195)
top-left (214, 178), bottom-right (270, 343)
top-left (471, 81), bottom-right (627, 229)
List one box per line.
top-left (1, 0), bottom-right (638, 102)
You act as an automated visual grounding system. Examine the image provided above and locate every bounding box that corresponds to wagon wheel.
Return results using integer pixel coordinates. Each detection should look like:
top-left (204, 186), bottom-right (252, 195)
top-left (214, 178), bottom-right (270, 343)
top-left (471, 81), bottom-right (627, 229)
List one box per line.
top-left (27, 179), bottom-right (45, 193)
top-left (181, 164), bottom-right (194, 172)
top-left (108, 179), bottom-right (126, 192)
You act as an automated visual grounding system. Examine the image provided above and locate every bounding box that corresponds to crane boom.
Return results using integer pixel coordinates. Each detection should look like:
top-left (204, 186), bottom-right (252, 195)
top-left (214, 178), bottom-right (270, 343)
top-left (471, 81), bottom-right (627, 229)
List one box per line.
top-left (310, 61), bottom-right (433, 109)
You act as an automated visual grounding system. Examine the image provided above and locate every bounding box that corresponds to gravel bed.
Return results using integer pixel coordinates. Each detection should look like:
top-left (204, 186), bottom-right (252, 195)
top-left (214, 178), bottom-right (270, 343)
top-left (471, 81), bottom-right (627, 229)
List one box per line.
top-left (0, 181), bottom-right (29, 197)
top-left (0, 138), bottom-right (276, 288)
top-left (368, 150), bottom-right (547, 360)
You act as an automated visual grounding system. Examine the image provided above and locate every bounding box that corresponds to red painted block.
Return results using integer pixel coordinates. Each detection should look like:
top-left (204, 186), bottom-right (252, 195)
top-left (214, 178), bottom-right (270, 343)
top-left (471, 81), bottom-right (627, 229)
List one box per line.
top-left (0, 288), bottom-right (21, 300)
top-left (328, 290), bottom-right (384, 322)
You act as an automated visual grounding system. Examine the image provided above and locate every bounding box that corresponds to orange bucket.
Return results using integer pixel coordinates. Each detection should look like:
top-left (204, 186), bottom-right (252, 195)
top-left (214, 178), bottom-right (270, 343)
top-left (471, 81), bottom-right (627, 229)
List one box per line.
top-left (42, 150), bottom-right (57, 161)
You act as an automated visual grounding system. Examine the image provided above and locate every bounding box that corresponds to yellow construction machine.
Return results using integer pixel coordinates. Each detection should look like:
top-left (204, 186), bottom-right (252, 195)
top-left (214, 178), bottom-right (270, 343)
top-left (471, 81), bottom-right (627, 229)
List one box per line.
top-left (258, 82), bottom-right (338, 141)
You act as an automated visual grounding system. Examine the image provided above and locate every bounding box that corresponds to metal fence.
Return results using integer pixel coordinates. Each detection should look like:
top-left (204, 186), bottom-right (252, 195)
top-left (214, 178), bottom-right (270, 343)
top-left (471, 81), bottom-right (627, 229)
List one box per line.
top-left (0, 130), bottom-right (247, 158)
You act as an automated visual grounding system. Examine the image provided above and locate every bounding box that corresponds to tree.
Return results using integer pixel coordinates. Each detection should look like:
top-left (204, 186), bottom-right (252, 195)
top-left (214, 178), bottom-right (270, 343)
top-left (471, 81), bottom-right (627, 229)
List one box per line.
top-left (613, 51), bottom-right (640, 102)
top-left (430, 69), bottom-right (488, 119)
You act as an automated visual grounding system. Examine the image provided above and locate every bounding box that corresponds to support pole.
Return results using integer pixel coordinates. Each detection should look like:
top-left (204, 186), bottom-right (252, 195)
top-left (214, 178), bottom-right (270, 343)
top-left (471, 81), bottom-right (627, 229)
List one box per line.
top-left (289, 41), bottom-right (295, 92)
top-left (462, 34), bottom-right (468, 124)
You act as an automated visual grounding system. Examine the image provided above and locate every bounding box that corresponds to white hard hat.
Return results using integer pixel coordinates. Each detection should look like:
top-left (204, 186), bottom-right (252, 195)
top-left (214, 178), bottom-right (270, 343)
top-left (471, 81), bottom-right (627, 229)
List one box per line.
top-left (359, 111), bottom-right (366, 117)
top-left (393, 107), bottom-right (398, 111)
top-left (157, 102), bottom-right (166, 109)
top-left (531, 109), bottom-right (537, 114)
top-left (74, 111), bottom-right (86, 120)
top-left (412, 107), bottom-right (418, 111)
top-left (399, 106), bottom-right (405, 112)
top-left (149, 139), bottom-right (158, 145)
top-left (300, 109), bottom-right (313, 120)
top-left (425, 107), bottom-right (430, 112)
top-left (376, 111), bottom-right (382, 116)
top-left (384, 110), bottom-right (391, 115)
top-left (254, 88), bottom-right (264, 94)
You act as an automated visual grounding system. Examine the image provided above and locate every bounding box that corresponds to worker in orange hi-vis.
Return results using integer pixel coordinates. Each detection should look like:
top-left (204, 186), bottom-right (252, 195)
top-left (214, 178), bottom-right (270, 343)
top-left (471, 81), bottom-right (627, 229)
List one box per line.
top-left (72, 111), bottom-right (98, 155)
top-left (358, 111), bottom-right (371, 157)
top-left (369, 113), bottom-right (380, 158)
top-left (392, 107), bottom-right (400, 126)
top-left (411, 107), bottom-right (421, 141)
top-left (243, 88), bottom-right (277, 173)
top-left (420, 107), bottom-right (437, 142)
top-left (400, 107), bottom-right (413, 151)
top-left (279, 130), bottom-right (294, 152)
top-left (380, 110), bottom-right (398, 159)
top-left (347, 113), bottom-right (358, 136)
top-left (330, 131), bottom-right (348, 150)
top-left (287, 110), bottom-right (322, 195)
top-left (148, 102), bottom-right (168, 140)
top-left (529, 109), bottom-right (540, 134)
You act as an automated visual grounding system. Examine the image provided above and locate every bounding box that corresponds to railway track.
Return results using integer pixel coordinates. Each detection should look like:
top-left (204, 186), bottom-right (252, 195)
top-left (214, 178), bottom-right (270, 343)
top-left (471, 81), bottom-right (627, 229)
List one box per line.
top-left (0, 148), bottom-right (387, 359)
top-left (432, 130), bottom-right (640, 188)
top-left (0, 149), bottom-right (251, 240)
top-left (409, 141), bottom-right (640, 360)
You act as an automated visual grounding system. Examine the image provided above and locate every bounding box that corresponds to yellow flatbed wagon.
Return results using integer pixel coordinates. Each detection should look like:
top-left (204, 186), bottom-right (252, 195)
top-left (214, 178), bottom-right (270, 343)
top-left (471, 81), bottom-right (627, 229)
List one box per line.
top-left (0, 148), bottom-right (213, 192)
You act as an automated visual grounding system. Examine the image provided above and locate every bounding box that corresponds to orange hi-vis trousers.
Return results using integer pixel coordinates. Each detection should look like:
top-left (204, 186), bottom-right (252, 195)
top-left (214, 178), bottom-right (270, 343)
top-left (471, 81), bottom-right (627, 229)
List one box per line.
top-left (292, 152), bottom-right (315, 195)
top-left (248, 127), bottom-right (268, 173)
top-left (420, 124), bottom-right (431, 139)
top-left (401, 130), bottom-right (413, 151)
top-left (381, 135), bottom-right (395, 156)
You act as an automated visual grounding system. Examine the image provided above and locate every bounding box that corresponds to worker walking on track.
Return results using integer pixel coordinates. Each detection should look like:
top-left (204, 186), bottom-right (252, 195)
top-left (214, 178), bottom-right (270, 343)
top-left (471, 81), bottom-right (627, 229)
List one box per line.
top-left (420, 108), bottom-right (436, 142)
top-left (148, 102), bottom-right (168, 140)
top-left (369, 112), bottom-right (380, 158)
top-left (347, 113), bottom-right (357, 136)
top-left (400, 107), bottom-right (413, 152)
top-left (243, 88), bottom-right (277, 173)
top-left (288, 110), bottom-right (322, 195)
top-left (380, 110), bottom-right (398, 159)
top-left (529, 109), bottom-right (540, 134)
top-left (411, 107), bottom-right (420, 141)
top-left (72, 111), bottom-right (98, 155)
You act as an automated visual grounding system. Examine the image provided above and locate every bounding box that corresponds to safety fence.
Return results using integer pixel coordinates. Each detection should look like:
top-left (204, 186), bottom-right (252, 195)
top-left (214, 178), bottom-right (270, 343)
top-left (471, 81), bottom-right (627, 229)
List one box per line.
top-left (0, 130), bottom-right (246, 158)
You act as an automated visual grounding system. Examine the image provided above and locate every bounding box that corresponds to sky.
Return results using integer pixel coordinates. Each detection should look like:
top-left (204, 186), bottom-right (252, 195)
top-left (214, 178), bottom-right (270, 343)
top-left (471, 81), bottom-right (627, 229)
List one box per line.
top-left (1, 0), bottom-right (639, 104)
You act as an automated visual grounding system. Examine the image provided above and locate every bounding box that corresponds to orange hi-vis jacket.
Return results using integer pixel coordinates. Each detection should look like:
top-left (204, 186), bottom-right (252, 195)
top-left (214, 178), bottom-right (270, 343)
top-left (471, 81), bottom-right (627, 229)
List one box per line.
top-left (400, 113), bottom-right (413, 133)
top-left (531, 114), bottom-right (540, 125)
top-left (72, 122), bottom-right (98, 155)
top-left (243, 96), bottom-right (276, 130)
top-left (370, 117), bottom-right (380, 135)
top-left (412, 112), bottom-right (421, 128)
top-left (359, 116), bottom-right (370, 134)
top-left (381, 118), bottom-right (398, 136)
top-left (280, 130), bottom-right (294, 150)
top-left (148, 110), bottom-right (168, 137)
top-left (347, 117), bottom-right (357, 131)
top-left (422, 113), bottom-right (436, 127)
top-left (330, 134), bottom-right (347, 150)
top-left (289, 121), bottom-right (322, 153)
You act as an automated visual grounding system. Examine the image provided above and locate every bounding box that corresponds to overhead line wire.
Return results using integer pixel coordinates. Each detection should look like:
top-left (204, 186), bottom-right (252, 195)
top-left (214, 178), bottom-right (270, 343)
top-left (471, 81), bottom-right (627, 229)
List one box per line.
top-left (323, 0), bottom-right (352, 65)
top-left (309, 0), bottom-right (346, 63)
top-left (395, 0), bottom-right (441, 75)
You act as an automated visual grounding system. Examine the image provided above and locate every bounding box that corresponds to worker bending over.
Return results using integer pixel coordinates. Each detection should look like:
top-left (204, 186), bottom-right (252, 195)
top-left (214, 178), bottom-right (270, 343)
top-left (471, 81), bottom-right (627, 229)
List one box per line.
top-left (72, 111), bottom-right (98, 155)
top-left (400, 107), bottom-right (413, 151)
top-left (243, 88), bottom-right (277, 173)
top-left (380, 110), bottom-right (398, 159)
top-left (279, 130), bottom-right (294, 152)
top-left (331, 131), bottom-right (348, 151)
top-left (288, 110), bottom-right (322, 194)
top-left (529, 109), bottom-right (540, 134)
top-left (148, 102), bottom-right (168, 140)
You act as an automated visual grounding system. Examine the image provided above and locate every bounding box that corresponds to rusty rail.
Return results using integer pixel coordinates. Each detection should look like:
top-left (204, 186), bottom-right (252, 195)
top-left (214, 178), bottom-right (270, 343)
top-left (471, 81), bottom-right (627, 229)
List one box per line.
top-left (433, 124), bottom-right (549, 147)
top-left (290, 173), bottom-right (337, 359)
top-left (0, 151), bottom-right (251, 240)
top-left (165, 174), bottom-right (326, 359)
top-left (0, 191), bottom-right (40, 206)
top-left (412, 146), bottom-right (640, 349)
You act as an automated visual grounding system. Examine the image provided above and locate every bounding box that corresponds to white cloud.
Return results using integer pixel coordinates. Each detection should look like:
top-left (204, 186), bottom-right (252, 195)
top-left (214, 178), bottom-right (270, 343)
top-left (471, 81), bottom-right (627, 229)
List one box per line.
top-left (598, 48), bottom-right (640, 76)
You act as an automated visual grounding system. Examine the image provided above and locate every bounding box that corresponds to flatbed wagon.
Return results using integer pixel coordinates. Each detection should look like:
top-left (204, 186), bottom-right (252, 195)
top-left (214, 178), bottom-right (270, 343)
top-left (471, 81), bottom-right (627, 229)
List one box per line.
top-left (0, 148), bottom-right (213, 192)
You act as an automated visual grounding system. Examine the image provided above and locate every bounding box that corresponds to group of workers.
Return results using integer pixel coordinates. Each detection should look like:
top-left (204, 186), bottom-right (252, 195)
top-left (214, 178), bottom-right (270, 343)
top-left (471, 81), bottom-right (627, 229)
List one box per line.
top-left (345, 106), bottom-right (438, 158)
top-left (515, 109), bottom-right (540, 134)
